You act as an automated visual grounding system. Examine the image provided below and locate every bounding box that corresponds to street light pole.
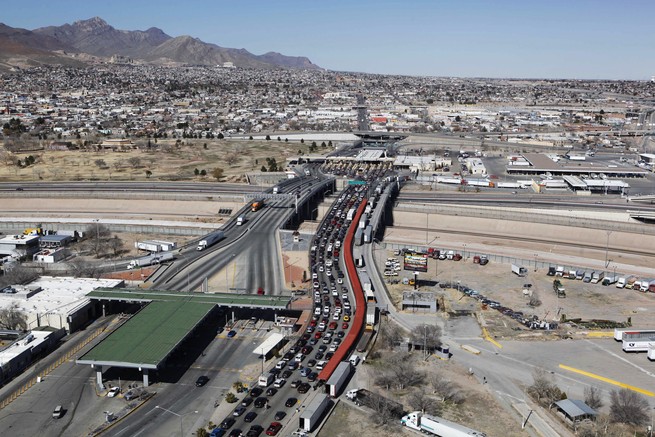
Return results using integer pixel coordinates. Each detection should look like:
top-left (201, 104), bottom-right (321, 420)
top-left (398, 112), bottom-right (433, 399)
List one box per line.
top-left (605, 230), bottom-right (612, 268)
top-left (155, 406), bottom-right (197, 437)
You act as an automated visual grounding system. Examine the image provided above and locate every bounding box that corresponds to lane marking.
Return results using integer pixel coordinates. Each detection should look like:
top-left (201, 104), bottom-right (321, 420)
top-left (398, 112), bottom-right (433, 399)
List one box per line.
top-left (586, 332), bottom-right (614, 338)
top-left (481, 327), bottom-right (503, 349)
top-left (559, 364), bottom-right (654, 397)
top-left (584, 339), bottom-right (655, 378)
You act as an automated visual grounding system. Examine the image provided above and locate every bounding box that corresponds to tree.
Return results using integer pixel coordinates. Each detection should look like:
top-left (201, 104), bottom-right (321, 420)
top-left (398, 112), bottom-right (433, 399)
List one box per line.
top-left (128, 156), bottom-right (141, 168)
top-left (277, 136), bottom-right (281, 141)
top-left (584, 386), bottom-right (604, 410)
top-left (194, 168), bottom-right (200, 176)
top-left (300, 138), bottom-right (304, 144)
top-left (0, 302), bottom-right (28, 330)
top-left (107, 236), bottom-right (124, 257)
top-left (409, 324), bottom-right (442, 355)
top-left (211, 168), bottom-right (224, 181)
top-left (225, 153), bottom-right (239, 166)
top-left (407, 388), bottom-right (440, 415)
top-left (217, 132), bottom-right (224, 139)
top-left (379, 321), bottom-right (404, 349)
top-left (196, 428), bottom-right (209, 437)
top-left (94, 159), bottom-right (107, 168)
top-left (265, 135), bottom-right (271, 141)
top-left (609, 388), bottom-right (649, 426)
top-left (527, 369), bottom-right (565, 406)
top-left (429, 372), bottom-right (465, 404)
top-left (200, 169), bottom-right (207, 177)
top-left (145, 170), bottom-right (152, 178)
top-left (260, 166), bottom-right (267, 172)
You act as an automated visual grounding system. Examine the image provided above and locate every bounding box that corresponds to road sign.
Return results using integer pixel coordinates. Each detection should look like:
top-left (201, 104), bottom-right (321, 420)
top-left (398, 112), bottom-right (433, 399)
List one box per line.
top-left (348, 180), bottom-right (366, 185)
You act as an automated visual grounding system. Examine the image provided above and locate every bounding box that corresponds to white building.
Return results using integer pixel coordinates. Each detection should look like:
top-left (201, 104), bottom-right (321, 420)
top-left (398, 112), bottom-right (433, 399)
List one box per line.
top-left (0, 276), bottom-right (124, 332)
top-left (465, 157), bottom-right (487, 175)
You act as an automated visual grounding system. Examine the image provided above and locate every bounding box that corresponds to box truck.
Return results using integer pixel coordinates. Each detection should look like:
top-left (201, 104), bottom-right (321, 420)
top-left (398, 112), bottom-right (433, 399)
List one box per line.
top-left (511, 264), bottom-right (527, 277)
top-left (127, 252), bottom-right (175, 269)
top-left (400, 411), bottom-right (486, 437)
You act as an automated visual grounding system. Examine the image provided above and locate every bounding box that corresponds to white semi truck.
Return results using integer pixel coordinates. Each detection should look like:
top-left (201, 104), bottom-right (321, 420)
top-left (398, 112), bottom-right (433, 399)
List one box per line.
top-left (197, 231), bottom-right (225, 251)
top-left (400, 411), bottom-right (486, 437)
top-left (127, 252), bottom-right (175, 269)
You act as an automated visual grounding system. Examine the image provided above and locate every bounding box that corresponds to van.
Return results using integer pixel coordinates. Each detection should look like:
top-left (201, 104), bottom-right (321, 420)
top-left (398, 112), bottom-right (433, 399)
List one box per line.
top-left (258, 373), bottom-right (274, 387)
top-left (236, 215), bottom-right (245, 226)
top-left (616, 277), bottom-right (626, 288)
top-left (349, 355), bottom-right (360, 366)
top-left (53, 405), bottom-right (64, 419)
top-left (316, 360), bottom-right (328, 370)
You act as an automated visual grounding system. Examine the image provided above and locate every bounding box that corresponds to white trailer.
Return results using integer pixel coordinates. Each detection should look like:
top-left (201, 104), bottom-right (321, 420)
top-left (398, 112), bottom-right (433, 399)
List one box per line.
top-left (366, 304), bottom-right (376, 326)
top-left (623, 339), bottom-right (655, 352)
top-left (346, 208), bottom-right (356, 222)
top-left (648, 344), bottom-right (655, 361)
top-left (511, 264), bottom-right (527, 277)
top-left (299, 394), bottom-right (331, 432)
top-left (197, 230), bottom-right (225, 251)
top-left (401, 411), bottom-right (486, 437)
top-left (135, 241), bottom-right (162, 252)
top-left (326, 362), bottom-right (352, 397)
top-left (363, 225), bottom-right (372, 244)
top-left (127, 252), bottom-right (175, 269)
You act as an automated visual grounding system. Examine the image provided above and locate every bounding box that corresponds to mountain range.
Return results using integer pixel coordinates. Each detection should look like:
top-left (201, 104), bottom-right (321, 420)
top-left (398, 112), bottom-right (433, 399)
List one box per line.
top-left (0, 17), bottom-right (320, 72)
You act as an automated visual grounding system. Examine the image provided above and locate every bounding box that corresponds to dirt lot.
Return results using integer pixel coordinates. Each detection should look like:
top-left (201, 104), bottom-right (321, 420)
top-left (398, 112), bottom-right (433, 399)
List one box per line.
top-left (376, 247), bottom-right (655, 336)
top-left (321, 348), bottom-right (525, 437)
top-left (0, 138), bottom-right (312, 182)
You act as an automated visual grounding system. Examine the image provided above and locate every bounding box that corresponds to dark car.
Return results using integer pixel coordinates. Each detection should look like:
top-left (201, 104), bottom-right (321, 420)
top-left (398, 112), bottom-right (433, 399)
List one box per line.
top-left (195, 375), bottom-right (209, 387)
top-left (228, 430), bottom-right (242, 437)
top-left (281, 369), bottom-right (293, 379)
top-left (290, 380), bottom-right (301, 388)
top-left (250, 387), bottom-right (263, 397)
top-left (227, 330), bottom-right (237, 338)
top-left (265, 387), bottom-right (277, 396)
top-left (254, 397), bottom-right (268, 408)
top-left (285, 397), bottom-right (297, 407)
top-left (220, 417), bottom-right (236, 429)
top-left (241, 397), bottom-right (253, 407)
top-left (244, 411), bottom-right (257, 423)
top-left (246, 424), bottom-right (264, 437)
top-left (274, 411), bottom-right (286, 421)
top-left (307, 372), bottom-right (318, 382)
top-left (297, 383), bottom-right (310, 394)
top-left (314, 352), bottom-right (324, 360)
top-left (233, 406), bottom-right (246, 417)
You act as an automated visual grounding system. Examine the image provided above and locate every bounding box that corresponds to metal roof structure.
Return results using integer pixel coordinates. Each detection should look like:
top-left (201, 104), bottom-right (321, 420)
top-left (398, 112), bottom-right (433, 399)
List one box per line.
top-left (77, 300), bottom-right (214, 369)
top-left (252, 333), bottom-right (285, 356)
top-left (88, 288), bottom-right (291, 310)
top-left (507, 153), bottom-right (649, 177)
top-left (554, 399), bottom-right (597, 421)
top-left (77, 289), bottom-right (292, 370)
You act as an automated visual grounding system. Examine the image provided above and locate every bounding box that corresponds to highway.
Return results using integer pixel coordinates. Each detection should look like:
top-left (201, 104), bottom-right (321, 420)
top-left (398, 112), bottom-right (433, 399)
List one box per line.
top-left (151, 175), bottom-right (334, 294)
top-left (0, 181), bottom-right (264, 195)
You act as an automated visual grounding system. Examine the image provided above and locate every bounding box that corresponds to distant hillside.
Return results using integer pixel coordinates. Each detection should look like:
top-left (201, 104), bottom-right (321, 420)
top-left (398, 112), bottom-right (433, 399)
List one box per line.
top-left (0, 16), bottom-right (321, 71)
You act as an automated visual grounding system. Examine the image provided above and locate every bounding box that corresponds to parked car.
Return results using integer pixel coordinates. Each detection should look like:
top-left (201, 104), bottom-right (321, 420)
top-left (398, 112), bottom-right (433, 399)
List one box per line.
top-left (244, 411), bottom-right (258, 423)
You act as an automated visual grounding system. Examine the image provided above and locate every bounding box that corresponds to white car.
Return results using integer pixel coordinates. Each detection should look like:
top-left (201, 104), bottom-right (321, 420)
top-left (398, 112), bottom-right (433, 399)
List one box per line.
top-left (337, 278), bottom-right (343, 284)
top-left (107, 386), bottom-right (121, 397)
top-left (332, 313), bottom-right (340, 321)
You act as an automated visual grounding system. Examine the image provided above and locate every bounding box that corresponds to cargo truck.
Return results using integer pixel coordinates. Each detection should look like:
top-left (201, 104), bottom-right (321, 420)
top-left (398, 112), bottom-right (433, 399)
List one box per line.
top-left (326, 362), bottom-right (352, 397)
top-left (236, 215), bottom-right (245, 226)
top-left (127, 252), bottom-right (175, 269)
top-left (400, 411), bottom-right (486, 437)
top-left (251, 199), bottom-right (264, 212)
top-left (511, 264), bottom-right (527, 277)
top-left (299, 395), bottom-right (331, 432)
top-left (363, 225), bottom-right (372, 244)
top-left (648, 344), bottom-right (655, 361)
top-left (602, 276), bottom-right (618, 286)
top-left (346, 208), bottom-right (356, 222)
top-left (591, 271), bottom-right (604, 284)
top-left (197, 230), bottom-right (225, 251)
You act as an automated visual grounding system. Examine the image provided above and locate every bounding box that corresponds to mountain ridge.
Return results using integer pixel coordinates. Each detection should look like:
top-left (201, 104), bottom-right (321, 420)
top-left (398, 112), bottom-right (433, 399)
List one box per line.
top-left (0, 17), bottom-right (320, 71)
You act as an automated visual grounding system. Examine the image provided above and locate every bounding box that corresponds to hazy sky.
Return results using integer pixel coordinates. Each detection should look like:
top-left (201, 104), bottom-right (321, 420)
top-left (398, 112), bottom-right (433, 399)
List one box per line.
top-left (4, 0), bottom-right (655, 80)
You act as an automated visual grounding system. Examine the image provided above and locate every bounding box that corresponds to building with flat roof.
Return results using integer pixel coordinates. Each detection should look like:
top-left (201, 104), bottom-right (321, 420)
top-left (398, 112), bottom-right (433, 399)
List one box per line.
top-left (506, 153), bottom-right (649, 178)
top-left (0, 329), bottom-right (66, 384)
top-left (0, 234), bottom-right (40, 258)
top-left (0, 276), bottom-right (124, 332)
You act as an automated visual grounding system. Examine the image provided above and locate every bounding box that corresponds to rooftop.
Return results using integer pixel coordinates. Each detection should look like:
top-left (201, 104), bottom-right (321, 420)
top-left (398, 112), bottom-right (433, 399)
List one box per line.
top-left (77, 300), bottom-right (213, 369)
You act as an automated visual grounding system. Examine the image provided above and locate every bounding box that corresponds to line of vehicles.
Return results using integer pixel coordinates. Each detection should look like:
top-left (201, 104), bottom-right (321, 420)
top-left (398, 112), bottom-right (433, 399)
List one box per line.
top-left (547, 265), bottom-right (655, 291)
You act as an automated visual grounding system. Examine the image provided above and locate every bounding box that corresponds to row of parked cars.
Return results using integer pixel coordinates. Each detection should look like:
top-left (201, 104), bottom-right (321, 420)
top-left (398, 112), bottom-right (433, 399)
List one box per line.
top-left (548, 266), bottom-right (655, 292)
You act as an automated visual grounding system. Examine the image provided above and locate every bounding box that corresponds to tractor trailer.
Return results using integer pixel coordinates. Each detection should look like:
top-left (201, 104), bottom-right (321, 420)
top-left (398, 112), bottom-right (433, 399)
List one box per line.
top-left (400, 411), bottom-right (486, 437)
top-left (127, 252), bottom-right (175, 269)
top-left (197, 231), bottom-right (225, 251)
